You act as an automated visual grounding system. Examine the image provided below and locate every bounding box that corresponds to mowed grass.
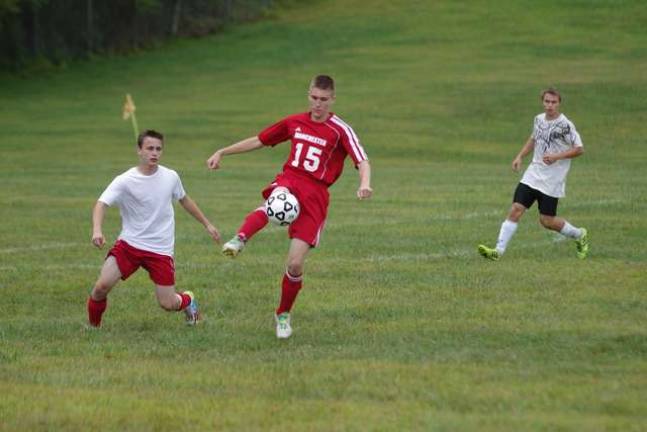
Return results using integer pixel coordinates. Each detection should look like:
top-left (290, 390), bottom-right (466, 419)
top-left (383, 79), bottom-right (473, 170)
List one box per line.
top-left (1, 0), bottom-right (647, 430)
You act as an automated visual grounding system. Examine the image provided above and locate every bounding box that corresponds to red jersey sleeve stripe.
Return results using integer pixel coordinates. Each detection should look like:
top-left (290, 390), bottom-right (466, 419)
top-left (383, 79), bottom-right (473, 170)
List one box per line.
top-left (331, 116), bottom-right (368, 163)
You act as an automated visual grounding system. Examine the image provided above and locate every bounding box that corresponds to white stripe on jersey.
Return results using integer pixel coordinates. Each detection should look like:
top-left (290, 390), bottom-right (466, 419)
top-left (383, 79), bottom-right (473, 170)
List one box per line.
top-left (331, 115), bottom-right (368, 162)
top-left (331, 115), bottom-right (366, 161)
top-left (321, 121), bottom-right (341, 181)
top-left (314, 219), bottom-right (326, 247)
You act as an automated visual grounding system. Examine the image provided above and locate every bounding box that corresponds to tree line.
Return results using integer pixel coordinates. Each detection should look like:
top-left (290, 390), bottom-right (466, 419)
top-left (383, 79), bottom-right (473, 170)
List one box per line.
top-left (0, 0), bottom-right (277, 71)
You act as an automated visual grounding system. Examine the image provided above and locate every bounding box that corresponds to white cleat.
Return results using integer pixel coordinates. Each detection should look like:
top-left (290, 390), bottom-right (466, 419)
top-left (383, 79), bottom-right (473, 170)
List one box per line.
top-left (275, 312), bottom-right (292, 339)
top-left (222, 235), bottom-right (245, 258)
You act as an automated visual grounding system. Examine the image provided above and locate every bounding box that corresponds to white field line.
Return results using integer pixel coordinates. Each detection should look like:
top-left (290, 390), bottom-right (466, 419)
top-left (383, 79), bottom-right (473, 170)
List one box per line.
top-left (0, 236), bottom-right (575, 273)
top-left (0, 242), bottom-right (83, 254)
top-left (0, 198), bottom-right (618, 272)
top-left (0, 266), bottom-right (19, 272)
top-left (0, 197), bottom-right (623, 253)
top-left (330, 198), bottom-right (625, 227)
top-left (360, 236), bottom-right (573, 263)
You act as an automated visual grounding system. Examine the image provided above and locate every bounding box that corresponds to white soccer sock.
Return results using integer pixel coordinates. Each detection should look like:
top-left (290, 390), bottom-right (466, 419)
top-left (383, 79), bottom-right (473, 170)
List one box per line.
top-left (495, 220), bottom-right (518, 254)
top-left (560, 221), bottom-right (582, 239)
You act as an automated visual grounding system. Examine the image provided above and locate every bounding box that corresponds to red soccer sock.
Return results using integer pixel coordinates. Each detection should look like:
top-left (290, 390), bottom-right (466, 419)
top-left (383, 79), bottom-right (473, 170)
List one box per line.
top-left (238, 208), bottom-right (268, 241)
top-left (87, 297), bottom-right (107, 327)
top-left (276, 271), bottom-right (303, 315)
top-left (178, 293), bottom-right (191, 310)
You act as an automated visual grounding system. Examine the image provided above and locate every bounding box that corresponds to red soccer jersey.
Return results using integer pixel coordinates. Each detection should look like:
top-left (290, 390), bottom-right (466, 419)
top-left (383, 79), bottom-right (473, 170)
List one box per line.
top-left (258, 112), bottom-right (368, 186)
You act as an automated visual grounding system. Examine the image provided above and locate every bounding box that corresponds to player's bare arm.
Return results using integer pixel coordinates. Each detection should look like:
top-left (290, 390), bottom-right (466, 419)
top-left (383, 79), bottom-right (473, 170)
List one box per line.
top-left (179, 195), bottom-right (221, 243)
top-left (512, 136), bottom-right (535, 172)
top-left (543, 146), bottom-right (584, 165)
top-left (357, 160), bottom-right (373, 200)
top-left (207, 136), bottom-right (264, 170)
top-left (92, 201), bottom-right (108, 248)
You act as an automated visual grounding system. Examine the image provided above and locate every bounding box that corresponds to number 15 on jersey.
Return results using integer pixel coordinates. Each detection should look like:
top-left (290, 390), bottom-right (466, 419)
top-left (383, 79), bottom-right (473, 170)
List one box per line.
top-left (291, 142), bottom-right (322, 173)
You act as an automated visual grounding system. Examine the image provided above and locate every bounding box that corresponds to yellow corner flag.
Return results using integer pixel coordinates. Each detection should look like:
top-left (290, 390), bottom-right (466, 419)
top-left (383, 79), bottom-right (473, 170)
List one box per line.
top-left (122, 94), bottom-right (139, 141)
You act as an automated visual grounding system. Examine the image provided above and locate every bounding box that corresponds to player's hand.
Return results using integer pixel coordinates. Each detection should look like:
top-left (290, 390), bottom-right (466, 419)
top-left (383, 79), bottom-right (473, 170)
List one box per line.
top-left (543, 154), bottom-right (559, 165)
top-left (207, 151), bottom-right (223, 170)
top-left (511, 157), bottom-right (522, 172)
top-left (206, 224), bottom-right (221, 243)
top-left (357, 186), bottom-right (373, 200)
top-left (92, 232), bottom-right (105, 248)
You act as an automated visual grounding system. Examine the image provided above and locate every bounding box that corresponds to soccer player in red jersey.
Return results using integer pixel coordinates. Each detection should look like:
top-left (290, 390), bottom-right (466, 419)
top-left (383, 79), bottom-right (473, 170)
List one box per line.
top-left (206, 75), bottom-right (372, 338)
top-left (87, 130), bottom-right (221, 328)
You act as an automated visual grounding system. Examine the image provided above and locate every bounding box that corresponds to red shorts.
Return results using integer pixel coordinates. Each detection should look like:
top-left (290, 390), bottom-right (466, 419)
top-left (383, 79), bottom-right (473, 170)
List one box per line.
top-left (262, 171), bottom-right (330, 247)
top-left (107, 240), bottom-right (175, 286)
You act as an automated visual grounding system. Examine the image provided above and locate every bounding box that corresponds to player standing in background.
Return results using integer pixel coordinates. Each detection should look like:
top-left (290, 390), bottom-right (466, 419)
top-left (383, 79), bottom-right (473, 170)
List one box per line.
top-left (207, 75), bottom-right (372, 339)
top-left (478, 88), bottom-right (589, 261)
top-left (87, 129), bottom-right (221, 327)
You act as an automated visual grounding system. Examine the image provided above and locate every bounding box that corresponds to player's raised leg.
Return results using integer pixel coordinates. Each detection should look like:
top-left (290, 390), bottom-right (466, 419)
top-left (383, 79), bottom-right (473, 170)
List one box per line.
top-left (478, 203), bottom-right (525, 261)
top-left (275, 238), bottom-right (310, 339)
top-left (222, 206), bottom-right (267, 257)
top-left (87, 256), bottom-right (122, 327)
top-left (155, 285), bottom-right (200, 325)
top-left (222, 187), bottom-right (290, 257)
top-left (539, 214), bottom-right (588, 259)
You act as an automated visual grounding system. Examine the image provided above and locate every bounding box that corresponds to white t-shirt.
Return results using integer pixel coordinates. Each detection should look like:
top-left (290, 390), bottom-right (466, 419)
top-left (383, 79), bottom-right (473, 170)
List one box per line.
top-left (521, 113), bottom-right (583, 198)
top-left (98, 165), bottom-right (186, 256)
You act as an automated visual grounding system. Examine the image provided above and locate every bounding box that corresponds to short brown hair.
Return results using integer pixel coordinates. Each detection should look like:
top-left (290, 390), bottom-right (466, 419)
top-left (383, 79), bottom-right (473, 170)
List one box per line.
top-left (310, 75), bottom-right (335, 92)
top-left (137, 129), bottom-right (164, 148)
top-left (541, 87), bottom-right (562, 102)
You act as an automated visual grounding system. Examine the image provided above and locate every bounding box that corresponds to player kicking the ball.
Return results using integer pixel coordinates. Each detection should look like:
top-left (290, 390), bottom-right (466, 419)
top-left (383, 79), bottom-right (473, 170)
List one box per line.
top-left (478, 88), bottom-right (589, 261)
top-left (87, 130), bottom-right (220, 327)
top-left (207, 75), bottom-right (372, 339)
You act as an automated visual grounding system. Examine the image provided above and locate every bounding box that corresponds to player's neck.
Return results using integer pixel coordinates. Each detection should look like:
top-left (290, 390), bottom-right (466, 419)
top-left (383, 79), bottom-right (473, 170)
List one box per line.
top-left (545, 111), bottom-right (561, 121)
top-left (137, 164), bottom-right (159, 176)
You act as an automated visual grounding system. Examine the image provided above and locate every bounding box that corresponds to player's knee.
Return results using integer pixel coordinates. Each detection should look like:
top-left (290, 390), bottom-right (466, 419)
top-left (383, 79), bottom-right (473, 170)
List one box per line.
top-left (92, 280), bottom-right (111, 298)
top-left (539, 215), bottom-right (554, 229)
top-left (286, 261), bottom-right (304, 277)
top-left (508, 204), bottom-right (525, 221)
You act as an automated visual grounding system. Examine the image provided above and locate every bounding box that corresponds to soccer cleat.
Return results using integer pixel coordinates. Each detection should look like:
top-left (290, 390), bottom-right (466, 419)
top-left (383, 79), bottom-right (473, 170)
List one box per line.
top-left (275, 312), bottom-right (292, 339)
top-left (222, 235), bottom-right (245, 258)
top-left (478, 244), bottom-right (500, 261)
top-left (183, 291), bottom-right (201, 325)
top-left (575, 228), bottom-right (589, 259)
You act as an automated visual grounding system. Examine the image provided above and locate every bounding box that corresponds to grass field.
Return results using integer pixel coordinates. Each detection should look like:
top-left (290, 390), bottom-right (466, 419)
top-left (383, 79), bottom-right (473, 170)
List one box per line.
top-left (1, 0), bottom-right (647, 430)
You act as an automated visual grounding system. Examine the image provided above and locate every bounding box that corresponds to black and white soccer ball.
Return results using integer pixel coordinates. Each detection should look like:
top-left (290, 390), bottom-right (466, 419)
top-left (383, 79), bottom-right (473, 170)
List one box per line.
top-left (265, 191), bottom-right (300, 226)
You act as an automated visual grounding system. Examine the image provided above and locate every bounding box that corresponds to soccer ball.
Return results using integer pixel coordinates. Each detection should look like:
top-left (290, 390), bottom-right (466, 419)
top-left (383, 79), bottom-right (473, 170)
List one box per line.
top-left (265, 191), bottom-right (300, 226)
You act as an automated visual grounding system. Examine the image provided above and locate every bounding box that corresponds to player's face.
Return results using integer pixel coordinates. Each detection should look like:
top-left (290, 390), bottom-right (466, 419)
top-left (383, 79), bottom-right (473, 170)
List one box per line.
top-left (137, 137), bottom-right (163, 167)
top-left (542, 93), bottom-right (561, 118)
top-left (308, 87), bottom-right (335, 122)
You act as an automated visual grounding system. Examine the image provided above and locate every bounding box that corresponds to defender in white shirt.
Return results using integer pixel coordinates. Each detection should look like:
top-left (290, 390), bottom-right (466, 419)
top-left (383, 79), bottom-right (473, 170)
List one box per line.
top-left (478, 88), bottom-right (589, 261)
top-left (87, 130), bottom-right (220, 327)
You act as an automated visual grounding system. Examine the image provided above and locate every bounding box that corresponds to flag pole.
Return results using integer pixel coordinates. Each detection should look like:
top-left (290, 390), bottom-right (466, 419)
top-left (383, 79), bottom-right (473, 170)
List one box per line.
top-left (122, 94), bottom-right (139, 141)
